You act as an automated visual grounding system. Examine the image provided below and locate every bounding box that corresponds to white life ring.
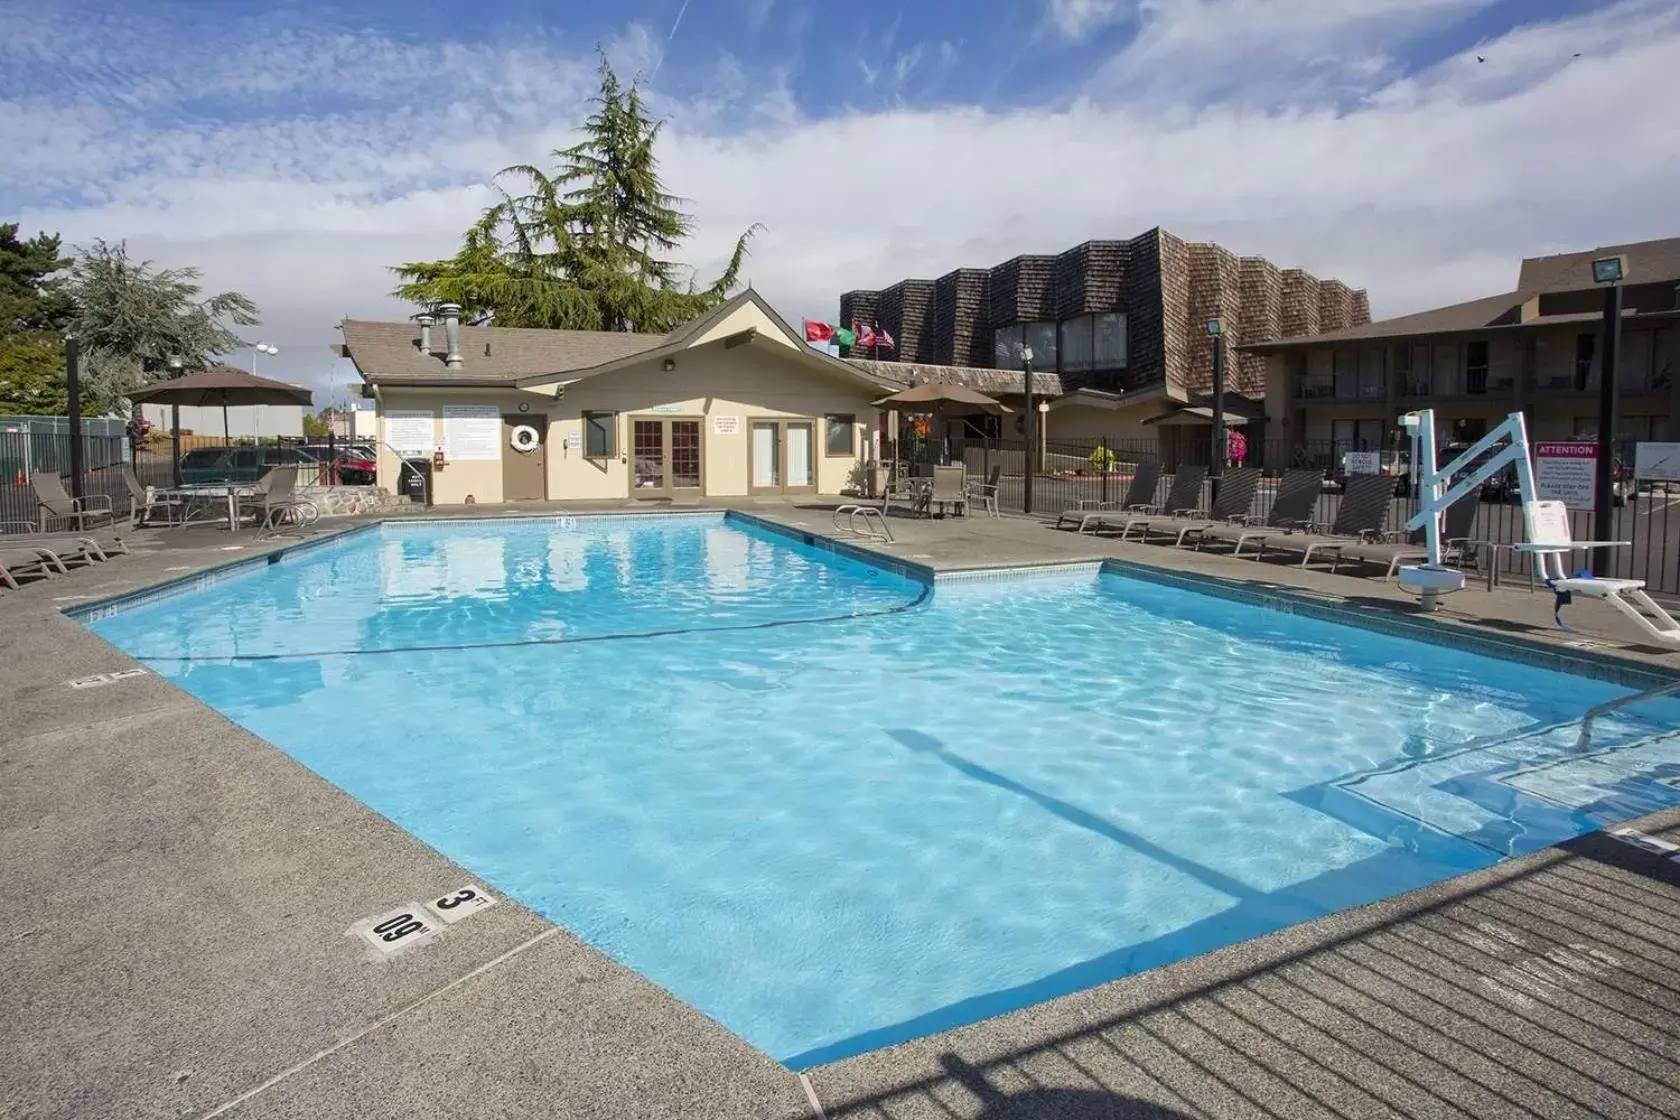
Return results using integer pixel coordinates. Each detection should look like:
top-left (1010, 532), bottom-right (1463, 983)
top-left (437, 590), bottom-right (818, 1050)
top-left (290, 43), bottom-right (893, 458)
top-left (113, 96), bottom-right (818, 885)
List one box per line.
top-left (509, 424), bottom-right (540, 453)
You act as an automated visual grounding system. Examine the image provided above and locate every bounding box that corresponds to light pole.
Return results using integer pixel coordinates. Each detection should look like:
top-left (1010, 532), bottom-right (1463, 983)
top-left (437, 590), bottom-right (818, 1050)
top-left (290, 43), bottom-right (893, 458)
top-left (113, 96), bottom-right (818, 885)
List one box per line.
top-left (66, 332), bottom-right (83, 500)
top-left (1590, 255), bottom-right (1625, 562)
top-left (1021, 343), bottom-right (1035, 514)
top-left (249, 342), bottom-right (278, 374)
top-left (167, 356), bottom-right (184, 487)
top-left (1206, 318), bottom-right (1225, 488)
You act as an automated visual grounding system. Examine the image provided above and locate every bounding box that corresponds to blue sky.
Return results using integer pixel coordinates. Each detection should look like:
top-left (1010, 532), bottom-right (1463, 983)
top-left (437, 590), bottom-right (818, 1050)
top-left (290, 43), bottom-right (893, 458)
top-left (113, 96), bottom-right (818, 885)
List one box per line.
top-left (3, 0), bottom-right (1676, 399)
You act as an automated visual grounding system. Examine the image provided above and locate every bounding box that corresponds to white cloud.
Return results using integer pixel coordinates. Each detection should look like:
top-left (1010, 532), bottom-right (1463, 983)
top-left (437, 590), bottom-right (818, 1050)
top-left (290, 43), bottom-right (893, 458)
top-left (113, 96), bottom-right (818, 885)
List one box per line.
top-left (4, 0), bottom-right (1679, 403)
top-left (1045, 0), bottom-right (1127, 42)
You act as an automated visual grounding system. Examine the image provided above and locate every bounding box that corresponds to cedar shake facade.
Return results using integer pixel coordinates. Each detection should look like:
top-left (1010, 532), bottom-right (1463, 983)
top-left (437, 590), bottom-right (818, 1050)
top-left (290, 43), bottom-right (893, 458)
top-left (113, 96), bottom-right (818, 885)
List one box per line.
top-left (839, 228), bottom-right (1369, 403)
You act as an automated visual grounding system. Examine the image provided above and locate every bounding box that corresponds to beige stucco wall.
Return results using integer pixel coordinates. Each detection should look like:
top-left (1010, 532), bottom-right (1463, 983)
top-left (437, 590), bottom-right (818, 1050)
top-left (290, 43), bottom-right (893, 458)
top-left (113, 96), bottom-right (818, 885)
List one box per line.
top-left (1041, 403), bottom-right (1156, 447)
top-left (373, 340), bottom-right (878, 503)
top-left (689, 302), bottom-right (801, 351)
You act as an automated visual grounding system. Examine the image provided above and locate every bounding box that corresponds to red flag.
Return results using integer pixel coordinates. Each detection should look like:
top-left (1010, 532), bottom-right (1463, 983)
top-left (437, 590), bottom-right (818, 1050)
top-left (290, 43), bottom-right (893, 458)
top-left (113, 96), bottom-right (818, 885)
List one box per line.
top-left (803, 320), bottom-right (835, 344)
top-left (854, 322), bottom-right (877, 349)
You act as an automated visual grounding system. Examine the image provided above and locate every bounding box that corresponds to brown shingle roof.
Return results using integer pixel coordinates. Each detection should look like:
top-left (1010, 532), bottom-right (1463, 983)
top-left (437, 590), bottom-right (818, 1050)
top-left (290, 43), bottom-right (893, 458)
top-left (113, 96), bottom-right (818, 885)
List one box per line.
top-left (1241, 291), bottom-right (1526, 350)
top-left (847, 358), bottom-right (1063, 396)
top-left (341, 320), bottom-right (670, 385)
top-left (1518, 236), bottom-right (1680, 294)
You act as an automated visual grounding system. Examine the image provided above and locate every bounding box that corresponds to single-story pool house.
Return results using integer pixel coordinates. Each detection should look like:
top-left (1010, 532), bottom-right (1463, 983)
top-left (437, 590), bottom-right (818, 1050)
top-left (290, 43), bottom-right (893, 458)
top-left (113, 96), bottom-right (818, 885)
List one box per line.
top-left (339, 291), bottom-right (891, 505)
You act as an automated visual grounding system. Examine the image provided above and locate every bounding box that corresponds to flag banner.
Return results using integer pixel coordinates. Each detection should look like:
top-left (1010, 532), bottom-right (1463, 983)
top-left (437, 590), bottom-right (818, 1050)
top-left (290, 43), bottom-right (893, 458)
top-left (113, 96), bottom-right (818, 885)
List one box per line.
top-left (875, 326), bottom-right (896, 350)
top-left (855, 323), bottom-right (877, 348)
top-left (833, 327), bottom-right (857, 348)
top-left (803, 320), bottom-right (835, 344)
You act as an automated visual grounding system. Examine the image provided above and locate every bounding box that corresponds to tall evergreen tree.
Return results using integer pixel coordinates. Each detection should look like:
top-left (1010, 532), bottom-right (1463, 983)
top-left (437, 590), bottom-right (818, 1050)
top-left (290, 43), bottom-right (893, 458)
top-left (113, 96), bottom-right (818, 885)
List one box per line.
top-left (66, 240), bottom-right (260, 415)
top-left (0, 223), bottom-right (75, 413)
top-left (393, 54), bottom-right (759, 332)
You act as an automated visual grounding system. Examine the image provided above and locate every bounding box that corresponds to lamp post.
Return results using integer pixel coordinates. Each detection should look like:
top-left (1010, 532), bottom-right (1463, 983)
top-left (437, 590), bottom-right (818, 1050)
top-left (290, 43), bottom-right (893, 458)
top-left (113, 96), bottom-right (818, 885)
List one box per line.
top-left (1021, 343), bottom-right (1035, 514)
top-left (249, 342), bottom-right (278, 374)
top-left (1590, 255), bottom-right (1625, 560)
top-left (1206, 318), bottom-right (1226, 486)
top-left (167, 356), bottom-right (184, 487)
top-left (66, 332), bottom-right (83, 500)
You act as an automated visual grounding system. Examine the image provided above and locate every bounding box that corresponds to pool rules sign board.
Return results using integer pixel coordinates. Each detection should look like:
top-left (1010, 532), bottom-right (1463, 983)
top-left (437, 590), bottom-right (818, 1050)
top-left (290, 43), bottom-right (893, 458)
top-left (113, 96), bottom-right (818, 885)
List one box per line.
top-left (1534, 441), bottom-right (1598, 510)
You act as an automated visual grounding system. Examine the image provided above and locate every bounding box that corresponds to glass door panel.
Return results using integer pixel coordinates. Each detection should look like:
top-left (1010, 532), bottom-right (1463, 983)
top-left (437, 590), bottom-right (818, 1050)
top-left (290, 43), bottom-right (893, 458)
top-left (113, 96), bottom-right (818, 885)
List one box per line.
top-left (633, 421), bottom-right (665, 491)
top-left (670, 421), bottom-right (702, 490)
top-left (786, 423), bottom-right (812, 489)
top-left (752, 423), bottom-right (780, 488)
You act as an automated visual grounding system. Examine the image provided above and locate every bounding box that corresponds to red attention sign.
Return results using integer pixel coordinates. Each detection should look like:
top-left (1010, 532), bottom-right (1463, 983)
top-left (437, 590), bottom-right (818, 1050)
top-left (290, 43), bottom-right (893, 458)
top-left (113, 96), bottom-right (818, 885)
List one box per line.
top-left (1534, 442), bottom-right (1598, 458)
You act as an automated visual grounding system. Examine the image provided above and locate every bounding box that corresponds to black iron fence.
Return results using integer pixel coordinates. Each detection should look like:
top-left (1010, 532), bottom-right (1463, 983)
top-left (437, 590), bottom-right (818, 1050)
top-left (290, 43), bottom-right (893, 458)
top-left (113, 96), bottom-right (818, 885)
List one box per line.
top-left (893, 434), bottom-right (1680, 597)
top-left (1, 429), bottom-right (365, 530)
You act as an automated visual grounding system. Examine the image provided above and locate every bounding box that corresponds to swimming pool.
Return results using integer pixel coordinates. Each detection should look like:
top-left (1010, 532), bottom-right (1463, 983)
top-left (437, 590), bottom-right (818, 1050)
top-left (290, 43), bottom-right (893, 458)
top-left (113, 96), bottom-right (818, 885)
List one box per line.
top-left (81, 513), bottom-right (1680, 1067)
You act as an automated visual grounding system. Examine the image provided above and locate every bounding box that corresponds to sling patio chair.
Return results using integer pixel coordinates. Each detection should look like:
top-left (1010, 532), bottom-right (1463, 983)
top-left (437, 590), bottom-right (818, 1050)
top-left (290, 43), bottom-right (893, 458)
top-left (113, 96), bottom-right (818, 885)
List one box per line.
top-left (1326, 491), bottom-right (1480, 579)
top-left (1188, 468), bottom-right (1325, 557)
top-left (1086, 464), bottom-right (1208, 542)
top-left (1260, 474), bottom-right (1399, 569)
top-left (32, 472), bottom-right (116, 533)
top-left (1146, 467), bottom-right (1263, 548)
top-left (1054, 461), bottom-right (1162, 532)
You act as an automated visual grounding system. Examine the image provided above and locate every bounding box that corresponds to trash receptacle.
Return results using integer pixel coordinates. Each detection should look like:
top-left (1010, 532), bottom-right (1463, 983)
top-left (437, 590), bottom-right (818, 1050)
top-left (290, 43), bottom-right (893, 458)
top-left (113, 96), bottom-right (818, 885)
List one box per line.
top-left (402, 457), bottom-right (433, 505)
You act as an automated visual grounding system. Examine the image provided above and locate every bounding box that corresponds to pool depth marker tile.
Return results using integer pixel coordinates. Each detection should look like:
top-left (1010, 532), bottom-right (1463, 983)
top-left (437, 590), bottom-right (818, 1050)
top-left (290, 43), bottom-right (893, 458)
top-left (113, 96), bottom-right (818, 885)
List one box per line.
top-left (193, 927), bottom-right (562, 1120)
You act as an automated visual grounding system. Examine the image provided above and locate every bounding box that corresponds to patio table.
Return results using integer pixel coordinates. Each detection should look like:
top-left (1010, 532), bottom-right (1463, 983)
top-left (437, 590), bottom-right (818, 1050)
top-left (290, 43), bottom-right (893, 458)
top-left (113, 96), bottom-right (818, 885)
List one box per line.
top-left (156, 482), bottom-right (254, 531)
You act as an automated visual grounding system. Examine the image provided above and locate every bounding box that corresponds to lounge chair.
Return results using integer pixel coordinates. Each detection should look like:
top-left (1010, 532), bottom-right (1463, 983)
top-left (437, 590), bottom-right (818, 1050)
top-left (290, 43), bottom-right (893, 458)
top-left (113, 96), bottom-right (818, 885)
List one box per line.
top-left (236, 466), bottom-right (313, 530)
top-left (1, 522), bottom-right (131, 567)
top-left (1088, 464), bottom-right (1208, 541)
top-left (966, 466), bottom-right (1002, 518)
top-left (1262, 474), bottom-right (1398, 569)
top-left (122, 465), bottom-right (185, 526)
top-left (929, 465), bottom-right (968, 517)
top-left (1148, 468), bottom-right (1262, 547)
top-left (1055, 462), bottom-right (1162, 532)
top-left (1327, 493), bottom-right (1480, 578)
top-left (32, 472), bottom-right (116, 532)
top-left (1187, 469), bottom-right (1324, 556)
top-left (0, 541), bottom-right (69, 589)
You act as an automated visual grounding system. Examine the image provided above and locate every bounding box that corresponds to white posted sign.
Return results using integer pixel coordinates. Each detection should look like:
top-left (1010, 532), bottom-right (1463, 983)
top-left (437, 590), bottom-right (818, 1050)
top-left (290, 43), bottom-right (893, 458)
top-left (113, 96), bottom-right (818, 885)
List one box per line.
top-left (385, 410), bottom-right (436, 455)
top-left (443, 404), bottom-right (502, 461)
top-left (713, 415), bottom-right (741, 435)
top-left (1634, 442), bottom-right (1680, 482)
top-left (1343, 451), bottom-right (1381, 476)
top-left (1534, 441), bottom-right (1597, 511)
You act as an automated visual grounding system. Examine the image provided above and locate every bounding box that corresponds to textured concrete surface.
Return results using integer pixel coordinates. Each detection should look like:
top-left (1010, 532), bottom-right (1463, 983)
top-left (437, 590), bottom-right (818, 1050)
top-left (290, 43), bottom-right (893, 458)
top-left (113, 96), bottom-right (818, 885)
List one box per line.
top-left (3, 504), bottom-right (1678, 1120)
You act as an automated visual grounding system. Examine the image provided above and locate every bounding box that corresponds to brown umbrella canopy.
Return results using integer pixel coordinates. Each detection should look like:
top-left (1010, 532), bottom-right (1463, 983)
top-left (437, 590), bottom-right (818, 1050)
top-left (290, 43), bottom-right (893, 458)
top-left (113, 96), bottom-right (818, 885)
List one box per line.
top-left (128, 365), bottom-right (314, 409)
top-left (872, 382), bottom-right (1011, 413)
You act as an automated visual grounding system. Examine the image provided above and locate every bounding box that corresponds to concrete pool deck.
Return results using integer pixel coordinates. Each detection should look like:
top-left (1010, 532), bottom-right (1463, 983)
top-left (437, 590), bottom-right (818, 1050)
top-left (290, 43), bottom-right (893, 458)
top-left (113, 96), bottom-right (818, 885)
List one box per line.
top-left (2, 503), bottom-right (1678, 1119)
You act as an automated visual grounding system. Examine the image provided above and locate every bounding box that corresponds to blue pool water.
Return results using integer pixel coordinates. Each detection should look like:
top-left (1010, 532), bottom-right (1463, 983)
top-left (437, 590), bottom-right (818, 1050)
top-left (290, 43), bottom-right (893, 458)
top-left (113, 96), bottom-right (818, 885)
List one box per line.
top-left (83, 513), bottom-right (1680, 1067)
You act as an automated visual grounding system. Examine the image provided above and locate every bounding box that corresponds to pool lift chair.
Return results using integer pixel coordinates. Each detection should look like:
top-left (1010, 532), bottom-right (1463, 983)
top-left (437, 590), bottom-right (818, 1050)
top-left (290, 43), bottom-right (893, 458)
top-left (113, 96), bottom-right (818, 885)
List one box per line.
top-left (1396, 408), bottom-right (1680, 647)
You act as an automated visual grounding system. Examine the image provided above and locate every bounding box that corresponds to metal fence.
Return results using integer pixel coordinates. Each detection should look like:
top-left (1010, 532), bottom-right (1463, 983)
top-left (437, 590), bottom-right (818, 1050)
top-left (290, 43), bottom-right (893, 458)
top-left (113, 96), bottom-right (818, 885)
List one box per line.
top-left (1, 428), bottom-right (361, 529)
top-left (896, 434), bottom-right (1680, 597)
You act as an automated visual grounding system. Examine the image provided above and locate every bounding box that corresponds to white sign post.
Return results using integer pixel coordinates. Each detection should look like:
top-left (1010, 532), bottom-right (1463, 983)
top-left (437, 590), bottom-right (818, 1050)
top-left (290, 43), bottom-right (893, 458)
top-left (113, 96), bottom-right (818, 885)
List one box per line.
top-left (1534, 441), bottom-right (1598, 510)
top-left (1633, 442), bottom-right (1680, 482)
top-left (1343, 450), bottom-right (1381, 476)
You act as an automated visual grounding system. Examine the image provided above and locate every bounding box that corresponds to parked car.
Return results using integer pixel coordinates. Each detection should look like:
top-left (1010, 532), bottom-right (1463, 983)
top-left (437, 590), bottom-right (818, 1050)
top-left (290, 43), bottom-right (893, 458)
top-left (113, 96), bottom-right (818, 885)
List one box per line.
top-left (177, 444), bottom-right (328, 484)
top-left (298, 443), bottom-right (377, 485)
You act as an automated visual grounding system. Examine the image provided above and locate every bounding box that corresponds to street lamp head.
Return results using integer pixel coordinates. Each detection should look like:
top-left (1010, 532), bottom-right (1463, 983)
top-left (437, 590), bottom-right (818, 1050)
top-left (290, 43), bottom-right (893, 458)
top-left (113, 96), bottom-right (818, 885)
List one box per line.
top-left (1205, 318), bottom-right (1223, 337)
top-left (257, 342), bottom-right (279, 355)
top-left (1590, 255), bottom-right (1626, 285)
top-left (1020, 344), bottom-right (1034, 364)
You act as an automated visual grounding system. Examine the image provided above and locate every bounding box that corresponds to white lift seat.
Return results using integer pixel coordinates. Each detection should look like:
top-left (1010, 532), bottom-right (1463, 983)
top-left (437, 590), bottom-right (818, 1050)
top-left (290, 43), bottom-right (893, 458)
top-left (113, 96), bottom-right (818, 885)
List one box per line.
top-left (1517, 500), bottom-right (1679, 647)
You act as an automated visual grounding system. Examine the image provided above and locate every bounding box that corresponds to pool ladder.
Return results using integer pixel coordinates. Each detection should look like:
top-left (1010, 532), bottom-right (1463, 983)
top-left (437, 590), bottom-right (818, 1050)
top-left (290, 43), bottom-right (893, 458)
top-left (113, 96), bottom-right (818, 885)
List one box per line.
top-left (833, 504), bottom-right (895, 543)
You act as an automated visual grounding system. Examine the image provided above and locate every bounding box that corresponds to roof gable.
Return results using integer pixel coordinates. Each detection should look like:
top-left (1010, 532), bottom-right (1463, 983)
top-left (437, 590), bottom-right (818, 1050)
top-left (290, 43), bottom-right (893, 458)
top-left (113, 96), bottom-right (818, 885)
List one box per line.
top-left (1518, 236), bottom-right (1680, 295)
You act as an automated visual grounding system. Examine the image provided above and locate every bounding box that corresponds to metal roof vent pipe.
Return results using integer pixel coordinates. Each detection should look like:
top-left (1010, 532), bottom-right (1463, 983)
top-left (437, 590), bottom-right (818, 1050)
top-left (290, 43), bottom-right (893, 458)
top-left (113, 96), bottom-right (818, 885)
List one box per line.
top-left (439, 303), bottom-right (464, 369)
top-left (413, 311), bottom-right (435, 355)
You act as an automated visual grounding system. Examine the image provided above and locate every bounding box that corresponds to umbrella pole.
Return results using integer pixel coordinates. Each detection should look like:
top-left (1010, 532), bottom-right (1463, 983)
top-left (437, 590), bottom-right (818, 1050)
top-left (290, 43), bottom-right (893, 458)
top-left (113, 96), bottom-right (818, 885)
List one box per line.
top-left (223, 397), bottom-right (231, 444)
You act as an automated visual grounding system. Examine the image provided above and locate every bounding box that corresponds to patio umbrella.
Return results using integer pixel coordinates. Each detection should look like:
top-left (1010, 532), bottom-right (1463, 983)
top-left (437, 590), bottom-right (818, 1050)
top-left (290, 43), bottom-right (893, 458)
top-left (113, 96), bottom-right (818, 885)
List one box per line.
top-left (873, 383), bottom-right (1009, 468)
top-left (129, 365), bottom-right (314, 441)
top-left (872, 383), bottom-right (1011, 413)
